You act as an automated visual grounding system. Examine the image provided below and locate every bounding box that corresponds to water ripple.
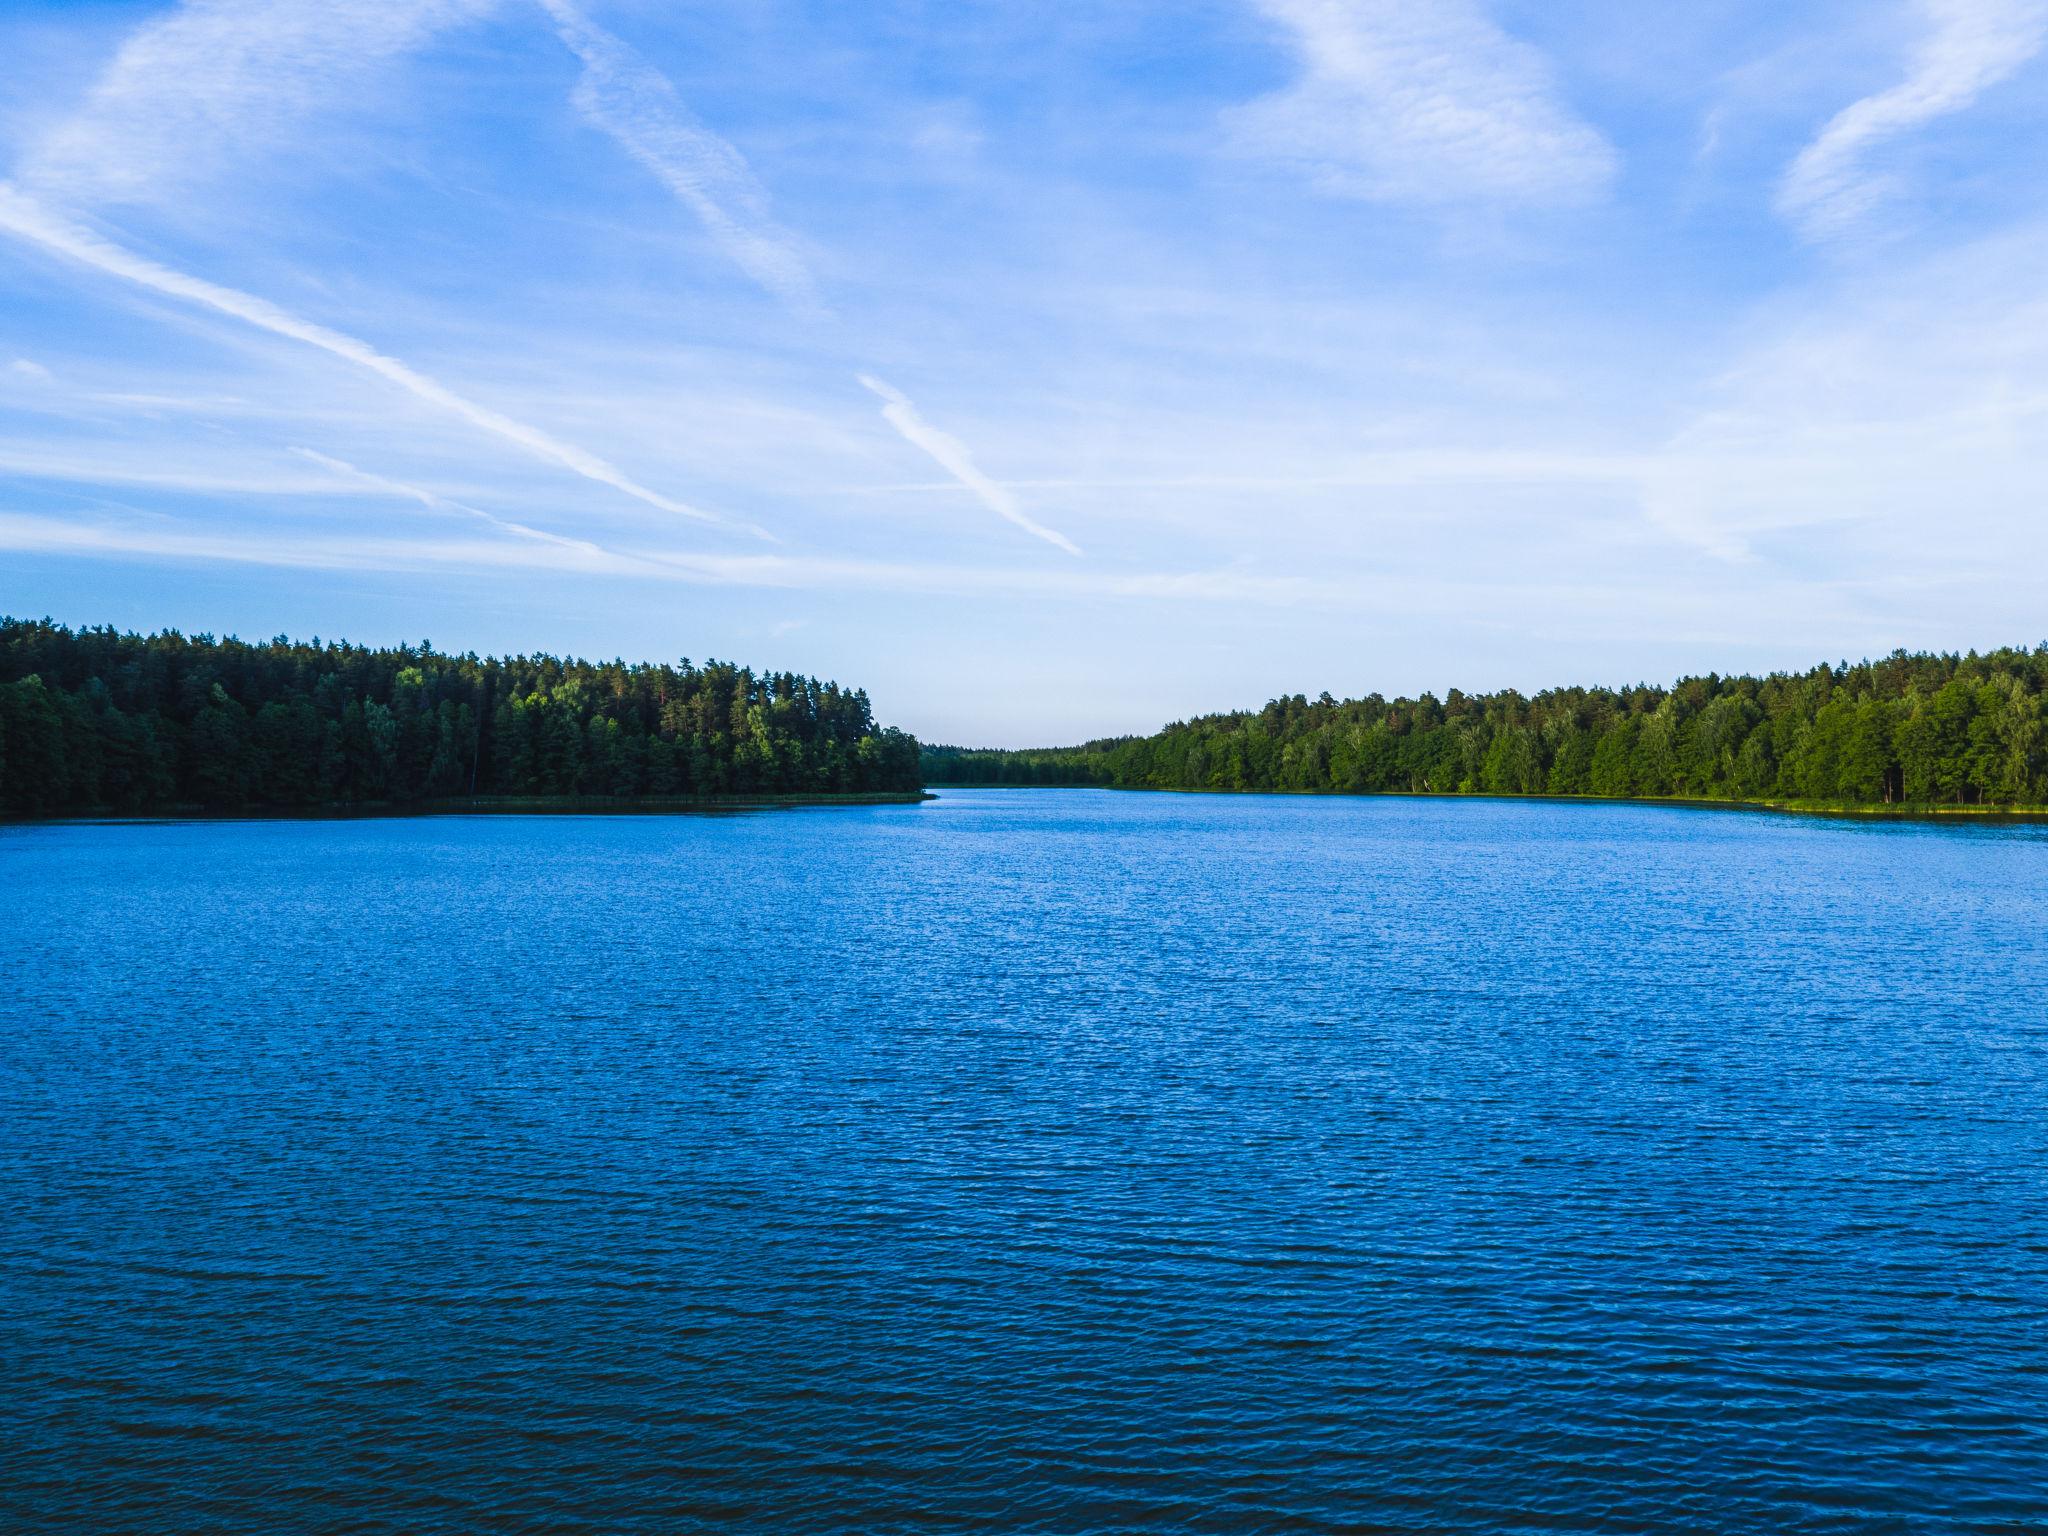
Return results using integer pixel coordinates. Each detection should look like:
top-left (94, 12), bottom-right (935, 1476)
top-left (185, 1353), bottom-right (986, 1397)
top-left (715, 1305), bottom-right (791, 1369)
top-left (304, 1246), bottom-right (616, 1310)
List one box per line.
top-left (4, 791), bottom-right (2047, 1532)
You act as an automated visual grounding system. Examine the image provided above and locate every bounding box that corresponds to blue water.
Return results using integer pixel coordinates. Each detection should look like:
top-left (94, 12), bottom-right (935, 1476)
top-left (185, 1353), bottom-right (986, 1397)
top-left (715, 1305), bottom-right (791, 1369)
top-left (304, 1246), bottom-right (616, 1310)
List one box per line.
top-left (5, 790), bottom-right (2048, 1533)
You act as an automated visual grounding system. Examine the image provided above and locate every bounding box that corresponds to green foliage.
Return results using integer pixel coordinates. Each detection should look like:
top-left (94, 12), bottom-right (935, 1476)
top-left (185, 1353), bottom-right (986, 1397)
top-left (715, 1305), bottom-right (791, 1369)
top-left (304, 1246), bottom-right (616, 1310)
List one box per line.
top-left (918, 739), bottom-right (1135, 787)
top-left (922, 647), bottom-right (2048, 809)
top-left (0, 618), bottom-right (919, 818)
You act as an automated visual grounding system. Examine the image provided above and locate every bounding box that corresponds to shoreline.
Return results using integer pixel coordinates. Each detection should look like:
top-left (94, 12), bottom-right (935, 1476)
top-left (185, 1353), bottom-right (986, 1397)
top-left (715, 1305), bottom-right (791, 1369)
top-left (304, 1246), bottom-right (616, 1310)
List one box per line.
top-left (5, 791), bottom-right (934, 825)
top-left (18, 785), bottom-right (2047, 826)
top-left (922, 784), bottom-right (2048, 824)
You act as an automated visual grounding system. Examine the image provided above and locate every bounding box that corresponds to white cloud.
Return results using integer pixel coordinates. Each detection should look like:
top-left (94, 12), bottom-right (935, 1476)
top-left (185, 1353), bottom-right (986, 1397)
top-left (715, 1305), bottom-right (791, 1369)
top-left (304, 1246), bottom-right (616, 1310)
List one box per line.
top-left (17, 0), bottom-right (500, 208)
top-left (0, 442), bottom-right (347, 496)
top-left (0, 509), bottom-right (1266, 599)
top-left (540, 0), bottom-right (823, 316)
top-left (289, 447), bottom-right (607, 555)
top-left (858, 375), bottom-right (1082, 556)
top-left (0, 184), bottom-right (754, 535)
top-left (0, 507), bottom-right (1912, 668)
top-left (1641, 223), bottom-right (2048, 575)
top-left (1779, 0), bottom-right (2048, 239)
top-left (1230, 0), bottom-right (1617, 205)
top-left (826, 450), bottom-right (1655, 498)
top-left (8, 358), bottom-right (53, 382)
top-left (0, 509), bottom-right (642, 580)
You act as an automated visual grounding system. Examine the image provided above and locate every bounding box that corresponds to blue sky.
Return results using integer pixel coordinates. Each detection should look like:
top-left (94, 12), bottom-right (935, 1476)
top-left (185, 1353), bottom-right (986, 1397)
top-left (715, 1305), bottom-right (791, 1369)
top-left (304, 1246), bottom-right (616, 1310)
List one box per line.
top-left (3, 0), bottom-right (2046, 745)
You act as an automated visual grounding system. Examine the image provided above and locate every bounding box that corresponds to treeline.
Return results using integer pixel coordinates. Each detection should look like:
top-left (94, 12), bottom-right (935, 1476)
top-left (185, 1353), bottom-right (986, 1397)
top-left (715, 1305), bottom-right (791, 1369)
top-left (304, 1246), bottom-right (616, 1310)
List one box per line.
top-left (922, 647), bottom-right (2048, 807)
top-left (922, 739), bottom-right (1134, 787)
top-left (0, 618), bottom-right (920, 818)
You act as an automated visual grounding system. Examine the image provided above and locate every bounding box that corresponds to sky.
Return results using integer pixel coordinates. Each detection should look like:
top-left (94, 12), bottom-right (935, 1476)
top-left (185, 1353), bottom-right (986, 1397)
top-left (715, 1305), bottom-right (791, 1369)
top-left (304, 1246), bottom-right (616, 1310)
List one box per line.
top-left (2, 0), bottom-right (2046, 746)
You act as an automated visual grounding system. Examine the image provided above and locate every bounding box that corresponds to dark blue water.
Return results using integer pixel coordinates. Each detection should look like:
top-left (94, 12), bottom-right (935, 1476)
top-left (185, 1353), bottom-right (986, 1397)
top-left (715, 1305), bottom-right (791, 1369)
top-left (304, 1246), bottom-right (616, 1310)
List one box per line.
top-left (6, 790), bottom-right (2048, 1533)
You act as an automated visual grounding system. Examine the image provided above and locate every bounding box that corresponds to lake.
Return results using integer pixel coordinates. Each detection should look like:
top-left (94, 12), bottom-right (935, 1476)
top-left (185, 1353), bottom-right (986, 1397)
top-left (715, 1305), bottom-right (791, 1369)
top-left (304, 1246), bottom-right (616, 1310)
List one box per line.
top-left (5, 789), bottom-right (2047, 1532)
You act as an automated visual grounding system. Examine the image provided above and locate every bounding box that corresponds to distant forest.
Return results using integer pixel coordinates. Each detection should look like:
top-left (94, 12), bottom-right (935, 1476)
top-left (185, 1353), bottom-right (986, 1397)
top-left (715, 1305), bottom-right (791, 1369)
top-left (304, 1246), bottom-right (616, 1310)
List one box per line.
top-left (0, 618), bottom-right (920, 818)
top-left (12, 621), bottom-right (2046, 819)
top-left (923, 647), bottom-right (2048, 808)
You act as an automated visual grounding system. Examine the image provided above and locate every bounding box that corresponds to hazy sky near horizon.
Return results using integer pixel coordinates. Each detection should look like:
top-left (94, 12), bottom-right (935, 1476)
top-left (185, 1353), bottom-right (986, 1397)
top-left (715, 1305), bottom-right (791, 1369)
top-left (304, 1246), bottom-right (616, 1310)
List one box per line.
top-left (2, 0), bottom-right (2046, 745)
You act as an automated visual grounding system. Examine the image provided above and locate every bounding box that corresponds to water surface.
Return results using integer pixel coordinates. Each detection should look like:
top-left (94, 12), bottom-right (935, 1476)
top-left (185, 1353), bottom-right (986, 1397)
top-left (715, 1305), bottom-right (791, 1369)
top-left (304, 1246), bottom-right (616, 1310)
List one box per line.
top-left (6, 790), bottom-right (2047, 1532)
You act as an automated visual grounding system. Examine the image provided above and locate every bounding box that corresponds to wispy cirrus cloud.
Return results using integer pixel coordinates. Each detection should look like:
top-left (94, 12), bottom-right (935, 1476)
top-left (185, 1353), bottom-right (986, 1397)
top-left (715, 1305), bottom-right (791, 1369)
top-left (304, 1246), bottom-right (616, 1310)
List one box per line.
top-left (17, 0), bottom-right (499, 208)
top-left (0, 184), bottom-right (752, 535)
top-left (0, 504), bottom-right (1901, 663)
top-left (289, 447), bottom-right (606, 555)
top-left (1778, 0), bottom-right (2048, 239)
top-left (858, 375), bottom-right (1081, 556)
top-left (0, 507), bottom-right (1208, 599)
top-left (11, 0), bottom-right (1069, 572)
top-left (533, 2), bottom-right (1079, 577)
top-left (0, 505), bottom-right (1393, 608)
top-left (28, 0), bottom-right (822, 312)
top-left (12, 0), bottom-right (2044, 743)
top-left (540, 0), bottom-right (824, 317)
top-left (1229, 0), bottom-right (1617, 205)
top-left (531, 6), bottom-right (1086, 564)
top-left (1640, 220), bottom-right (2048, 574)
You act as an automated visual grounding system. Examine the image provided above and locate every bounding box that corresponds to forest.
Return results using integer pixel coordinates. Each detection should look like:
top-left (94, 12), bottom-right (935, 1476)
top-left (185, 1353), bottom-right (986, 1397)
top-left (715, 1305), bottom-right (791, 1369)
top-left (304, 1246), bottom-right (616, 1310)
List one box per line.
top-left (922, 646), bottom-right (2048, 808)
top-left (0, 618), bottom-right (921, 818)
top-left (11, 620), bottom-right (2046, 819)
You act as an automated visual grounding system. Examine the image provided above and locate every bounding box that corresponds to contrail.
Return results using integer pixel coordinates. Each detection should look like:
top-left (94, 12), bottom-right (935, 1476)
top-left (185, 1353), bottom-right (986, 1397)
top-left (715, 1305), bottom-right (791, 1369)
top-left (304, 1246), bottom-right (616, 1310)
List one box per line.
top-left (289, 447), bottom-right (621, 559)
top-left (531, 9), bottom-right (1086, 561)
top-left (0, 182), bottom-right (759, 536)
top-left (540, 0), bottom-right (823, 317)
top-left (860, 374), bottom-right (1081, 556)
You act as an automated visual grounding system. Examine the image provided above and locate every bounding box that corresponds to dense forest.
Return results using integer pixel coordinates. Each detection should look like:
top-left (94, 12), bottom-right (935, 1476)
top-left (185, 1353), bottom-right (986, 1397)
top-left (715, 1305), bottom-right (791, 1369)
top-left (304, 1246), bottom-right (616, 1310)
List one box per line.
top-left (923, 646), bottom-right (2048, 808)
top-left (0, 618), bottom-right (921, 818)
top-left (11, 621), bottom-right (2045, 818)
